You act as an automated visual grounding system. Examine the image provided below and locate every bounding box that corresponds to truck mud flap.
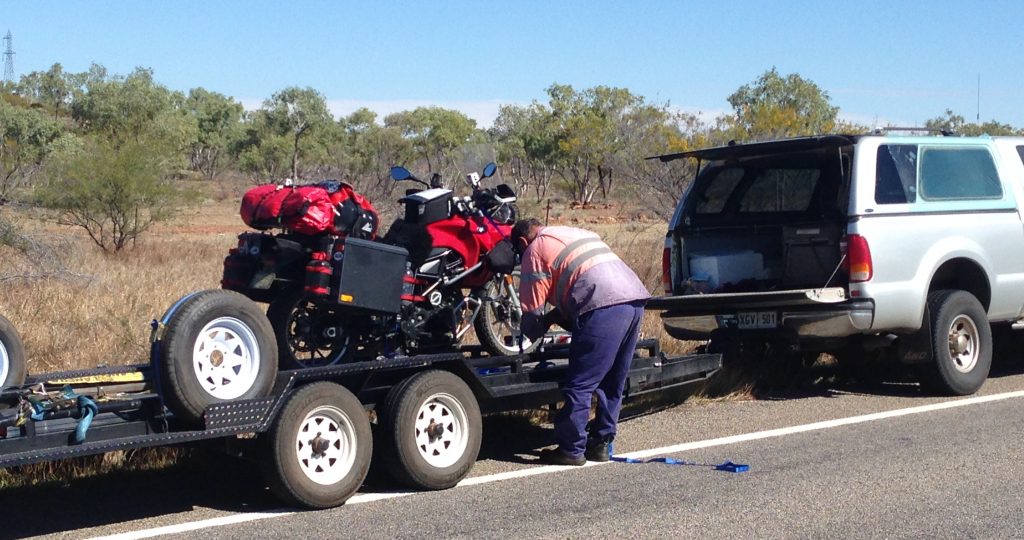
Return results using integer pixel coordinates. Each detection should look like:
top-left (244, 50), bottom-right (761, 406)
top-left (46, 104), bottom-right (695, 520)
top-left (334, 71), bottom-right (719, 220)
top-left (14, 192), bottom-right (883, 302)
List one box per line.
top-left (897, 309), bottom-right (933, 365)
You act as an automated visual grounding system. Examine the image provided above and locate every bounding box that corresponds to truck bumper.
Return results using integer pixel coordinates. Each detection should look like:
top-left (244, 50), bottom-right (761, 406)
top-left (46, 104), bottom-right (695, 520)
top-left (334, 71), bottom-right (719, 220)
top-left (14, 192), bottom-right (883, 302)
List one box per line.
top-left (660, 300), bottom-right (875, 341)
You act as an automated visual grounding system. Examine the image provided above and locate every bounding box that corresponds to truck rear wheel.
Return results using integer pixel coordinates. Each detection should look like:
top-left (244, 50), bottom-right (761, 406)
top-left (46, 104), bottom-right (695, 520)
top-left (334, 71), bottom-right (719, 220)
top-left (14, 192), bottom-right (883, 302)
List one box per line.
top-left (919, 289), bottom-right (992, 395)
top-left (158, 290), bottom-right (278, 425)
top-left (0, 314), bottom-right (26, 390)
top-left (262, 382), bottom-right (372, 509)
top-left (380, 370), bottom-right (482, 490)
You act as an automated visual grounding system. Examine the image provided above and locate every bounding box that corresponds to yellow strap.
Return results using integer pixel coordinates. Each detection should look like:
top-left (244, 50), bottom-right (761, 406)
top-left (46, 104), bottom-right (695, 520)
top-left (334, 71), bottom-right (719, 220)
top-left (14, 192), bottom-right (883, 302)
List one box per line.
top-left (46, 372), bottom-right (147, 385)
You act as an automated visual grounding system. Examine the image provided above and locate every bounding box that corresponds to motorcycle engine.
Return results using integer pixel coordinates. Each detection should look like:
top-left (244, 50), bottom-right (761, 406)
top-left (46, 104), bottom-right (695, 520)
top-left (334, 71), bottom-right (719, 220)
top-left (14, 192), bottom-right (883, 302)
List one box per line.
top-left (399, 249), bottom-right (467, 351)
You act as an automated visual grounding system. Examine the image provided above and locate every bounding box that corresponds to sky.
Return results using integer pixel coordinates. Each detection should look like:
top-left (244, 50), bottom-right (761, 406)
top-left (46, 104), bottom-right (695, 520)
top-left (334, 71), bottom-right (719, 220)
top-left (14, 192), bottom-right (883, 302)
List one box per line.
top-left (4, 1), bottom-right (1023, 129)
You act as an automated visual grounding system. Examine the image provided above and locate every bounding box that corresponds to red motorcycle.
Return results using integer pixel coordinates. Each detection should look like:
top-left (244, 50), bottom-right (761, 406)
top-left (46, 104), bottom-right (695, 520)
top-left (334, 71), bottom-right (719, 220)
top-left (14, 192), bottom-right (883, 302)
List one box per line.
top-left (222, 164), bottom-right (539, 368)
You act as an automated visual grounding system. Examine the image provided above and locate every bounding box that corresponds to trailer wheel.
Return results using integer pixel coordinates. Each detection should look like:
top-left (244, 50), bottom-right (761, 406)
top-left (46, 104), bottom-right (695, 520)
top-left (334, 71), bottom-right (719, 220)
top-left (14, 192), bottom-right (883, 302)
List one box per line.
top-left (919, 289), bottom-right (992, 395)
top-left (262, 382), bottom-right (372, 509)
top-left (267, 287), bottom-right (352, 369)
top-left (380, 370), bottom-right (481, 490)
top-left (475, 271), bottom-right (541, 357)
top-left (159, 290), bottom-right (278, 425)
top-left (0, 314), bottom-right (26, 389)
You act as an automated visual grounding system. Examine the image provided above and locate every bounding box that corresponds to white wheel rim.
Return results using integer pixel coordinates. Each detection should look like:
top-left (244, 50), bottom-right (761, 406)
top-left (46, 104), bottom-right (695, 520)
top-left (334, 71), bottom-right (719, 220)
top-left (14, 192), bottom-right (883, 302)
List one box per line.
top-left (415, 392), bottom-right (470, 469)
top-left (192, 317), bottom-right (261, 400)
top-left (0, 338), bottom-right (9, 385)
top-left (947, 314), bottom-right (980, 373)
top-left (295, 405), bottom-right (358, 485)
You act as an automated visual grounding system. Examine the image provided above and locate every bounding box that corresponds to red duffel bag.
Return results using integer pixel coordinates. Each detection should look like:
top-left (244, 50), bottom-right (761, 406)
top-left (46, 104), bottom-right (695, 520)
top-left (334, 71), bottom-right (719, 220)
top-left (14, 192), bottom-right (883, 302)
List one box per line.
top-left (240, 184), bottom-right (335, 235)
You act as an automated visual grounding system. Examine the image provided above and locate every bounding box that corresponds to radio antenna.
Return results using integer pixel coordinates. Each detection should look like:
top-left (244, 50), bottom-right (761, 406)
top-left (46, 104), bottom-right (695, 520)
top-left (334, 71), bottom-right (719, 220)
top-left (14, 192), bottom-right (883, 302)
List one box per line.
top-left (976, 73), bottom-right (980, 123)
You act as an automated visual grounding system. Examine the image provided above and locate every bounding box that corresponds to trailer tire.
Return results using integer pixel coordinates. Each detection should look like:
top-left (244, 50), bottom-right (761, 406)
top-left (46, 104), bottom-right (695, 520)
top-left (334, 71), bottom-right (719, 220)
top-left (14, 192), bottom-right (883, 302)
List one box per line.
top-left (380, 370), bottom-right (481, 490)
top-left (159, 290), bottom-right (278, 426)
top-left (0, 314), bottom-right (26, 390)
top-left (262, 382), bottom-right (372, 509)
top-left (918, 289), bottom-right (992, 396)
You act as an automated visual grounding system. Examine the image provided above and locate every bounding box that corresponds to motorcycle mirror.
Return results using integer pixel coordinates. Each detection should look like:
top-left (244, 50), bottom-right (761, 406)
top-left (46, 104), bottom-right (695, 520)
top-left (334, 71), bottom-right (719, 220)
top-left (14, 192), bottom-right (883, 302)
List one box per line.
top-left (390, 166), bottom-right (413, 182)
top-left (482, 162), bottom-right (497, 179)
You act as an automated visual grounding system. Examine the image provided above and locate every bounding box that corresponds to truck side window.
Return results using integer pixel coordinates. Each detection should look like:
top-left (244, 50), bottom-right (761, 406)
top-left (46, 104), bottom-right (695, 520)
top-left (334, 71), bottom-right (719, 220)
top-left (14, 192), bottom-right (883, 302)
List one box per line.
top-left (875, 145), bottom-right (917, 204)
top-left (919, 147), bottom-right (1001, 200)
top-left (1017, 145), bottom-right (1024, 167)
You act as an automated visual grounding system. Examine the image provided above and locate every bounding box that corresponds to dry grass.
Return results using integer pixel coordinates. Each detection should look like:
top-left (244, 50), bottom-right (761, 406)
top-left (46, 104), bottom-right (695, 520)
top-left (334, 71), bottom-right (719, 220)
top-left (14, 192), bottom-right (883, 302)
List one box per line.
top-left (0, 447), bottom-right (188, 489)
top-left (1, 201), bottom-right (246, 373)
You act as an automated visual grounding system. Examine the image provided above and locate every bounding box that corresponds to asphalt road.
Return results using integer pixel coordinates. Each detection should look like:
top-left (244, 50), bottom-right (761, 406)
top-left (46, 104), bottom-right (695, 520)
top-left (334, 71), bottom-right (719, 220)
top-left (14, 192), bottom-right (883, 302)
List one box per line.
top-left (8, 356), bottom-right (1024, 540)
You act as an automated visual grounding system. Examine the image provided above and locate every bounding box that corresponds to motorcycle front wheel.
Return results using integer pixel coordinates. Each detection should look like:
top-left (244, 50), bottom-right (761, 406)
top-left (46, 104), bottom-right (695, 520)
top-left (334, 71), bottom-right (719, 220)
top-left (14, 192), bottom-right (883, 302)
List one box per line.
top-left (473, 271), bottom-right (541, 357)
top-left (267, 287), bottom-right (354, 369)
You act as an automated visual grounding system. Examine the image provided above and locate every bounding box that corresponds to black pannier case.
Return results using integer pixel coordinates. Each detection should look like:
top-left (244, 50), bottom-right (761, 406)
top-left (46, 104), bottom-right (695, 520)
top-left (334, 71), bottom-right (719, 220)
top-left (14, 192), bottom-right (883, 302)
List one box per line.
top-left (335, 237), bottom-right (408, 314)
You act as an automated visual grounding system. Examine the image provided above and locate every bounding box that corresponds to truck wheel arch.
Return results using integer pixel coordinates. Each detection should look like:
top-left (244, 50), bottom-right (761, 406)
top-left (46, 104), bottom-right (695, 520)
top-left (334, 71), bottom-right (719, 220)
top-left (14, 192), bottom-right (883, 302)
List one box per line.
top-left (927, 258), bottom-right (991, 311)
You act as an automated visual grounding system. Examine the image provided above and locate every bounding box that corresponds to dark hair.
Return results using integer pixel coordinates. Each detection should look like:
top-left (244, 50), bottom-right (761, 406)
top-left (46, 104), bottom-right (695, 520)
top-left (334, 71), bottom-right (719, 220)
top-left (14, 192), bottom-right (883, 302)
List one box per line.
top-left (511, 218), bottom-right (543, 254)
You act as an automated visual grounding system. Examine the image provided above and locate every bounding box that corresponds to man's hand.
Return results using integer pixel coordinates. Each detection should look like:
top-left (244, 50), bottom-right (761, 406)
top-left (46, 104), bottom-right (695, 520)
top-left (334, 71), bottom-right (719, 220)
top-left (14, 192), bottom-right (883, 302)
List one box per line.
top-left (541, 309), bottom-right (567, 330)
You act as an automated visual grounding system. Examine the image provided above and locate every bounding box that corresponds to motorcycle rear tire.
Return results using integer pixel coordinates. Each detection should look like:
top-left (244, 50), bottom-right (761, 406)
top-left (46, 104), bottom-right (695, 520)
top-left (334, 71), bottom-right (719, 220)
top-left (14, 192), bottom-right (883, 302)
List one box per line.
top-left (267, 287), bottom-right (353, 369)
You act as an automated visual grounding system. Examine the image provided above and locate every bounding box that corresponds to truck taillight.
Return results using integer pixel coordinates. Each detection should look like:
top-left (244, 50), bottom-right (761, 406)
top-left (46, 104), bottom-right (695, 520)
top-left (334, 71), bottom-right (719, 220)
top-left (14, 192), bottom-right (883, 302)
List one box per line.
top-left (842, 234), bottom-right (873, 282)
top-left (662, 242), bottom-right (673, 294)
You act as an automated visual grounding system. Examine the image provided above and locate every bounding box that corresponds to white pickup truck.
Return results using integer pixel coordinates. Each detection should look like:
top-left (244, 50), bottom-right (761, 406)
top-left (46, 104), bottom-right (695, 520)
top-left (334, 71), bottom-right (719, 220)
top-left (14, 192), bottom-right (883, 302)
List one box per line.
top-left (649, 133), bottom-right (1024, 395)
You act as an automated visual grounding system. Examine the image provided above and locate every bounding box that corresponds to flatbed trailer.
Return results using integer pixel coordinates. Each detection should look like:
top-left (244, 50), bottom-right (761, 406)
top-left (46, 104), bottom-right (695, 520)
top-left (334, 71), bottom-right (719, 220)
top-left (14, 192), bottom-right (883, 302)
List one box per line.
top-left (0, 291), bottom-right (720, 509)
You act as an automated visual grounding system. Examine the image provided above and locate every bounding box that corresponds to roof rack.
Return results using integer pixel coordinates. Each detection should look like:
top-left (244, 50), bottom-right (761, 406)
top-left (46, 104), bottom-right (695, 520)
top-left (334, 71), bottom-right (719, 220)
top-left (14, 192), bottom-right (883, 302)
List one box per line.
top-left (871, 126), bottom-right (954, 136)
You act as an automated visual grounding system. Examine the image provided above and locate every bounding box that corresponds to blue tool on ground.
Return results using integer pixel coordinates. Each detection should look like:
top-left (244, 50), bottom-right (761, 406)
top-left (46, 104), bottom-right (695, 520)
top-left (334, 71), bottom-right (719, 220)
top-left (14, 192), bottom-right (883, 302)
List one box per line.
top-left (608, 443), bottom-right (749, 473)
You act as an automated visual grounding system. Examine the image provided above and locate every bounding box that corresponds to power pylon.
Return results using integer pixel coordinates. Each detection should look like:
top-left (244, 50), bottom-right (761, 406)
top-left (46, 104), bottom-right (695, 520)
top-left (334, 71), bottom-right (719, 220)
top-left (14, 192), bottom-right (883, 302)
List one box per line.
top-left (3, 31), bottom-right (14, 83)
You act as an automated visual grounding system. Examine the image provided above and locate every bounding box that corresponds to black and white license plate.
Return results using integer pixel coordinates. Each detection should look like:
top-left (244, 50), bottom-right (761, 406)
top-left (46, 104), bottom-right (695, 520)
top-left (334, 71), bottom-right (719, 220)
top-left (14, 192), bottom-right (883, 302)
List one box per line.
top-left (737, 311), bottom-right (777, 329)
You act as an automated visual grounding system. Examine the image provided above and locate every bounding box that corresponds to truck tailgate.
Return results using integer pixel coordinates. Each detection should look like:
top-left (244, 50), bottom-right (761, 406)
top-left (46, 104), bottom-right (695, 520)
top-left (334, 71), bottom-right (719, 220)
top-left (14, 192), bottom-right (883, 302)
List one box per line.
top-left (646, 287), bottom-right (847, 315)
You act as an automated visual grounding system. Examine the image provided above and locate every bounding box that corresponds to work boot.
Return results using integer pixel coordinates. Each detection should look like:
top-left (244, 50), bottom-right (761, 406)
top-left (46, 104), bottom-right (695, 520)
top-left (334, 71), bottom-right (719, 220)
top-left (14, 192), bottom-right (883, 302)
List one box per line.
top-left (585, 438), bottom-right (611, 462)
top-left (538, 448), bottom-right (586, 466)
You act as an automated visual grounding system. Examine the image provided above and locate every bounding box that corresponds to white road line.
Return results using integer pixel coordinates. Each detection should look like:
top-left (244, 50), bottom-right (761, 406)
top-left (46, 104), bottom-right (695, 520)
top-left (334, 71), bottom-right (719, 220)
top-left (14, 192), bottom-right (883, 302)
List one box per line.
top-left (90, 389), bottom-right (1024, 540)
top-left (89, 511), bottom-right (295, 540)
top-left (617, 389), bottom-right (1024, 460)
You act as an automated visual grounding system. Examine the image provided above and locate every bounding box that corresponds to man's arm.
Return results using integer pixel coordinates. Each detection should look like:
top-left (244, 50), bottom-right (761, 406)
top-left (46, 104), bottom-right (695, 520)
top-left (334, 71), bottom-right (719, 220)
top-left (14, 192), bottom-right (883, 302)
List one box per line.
top-left (518, 237), bottom-right (558, 341)
top-left (518, 237), bottom-right (554, 314)
top-left (520, 308), bottom-right (566, 341)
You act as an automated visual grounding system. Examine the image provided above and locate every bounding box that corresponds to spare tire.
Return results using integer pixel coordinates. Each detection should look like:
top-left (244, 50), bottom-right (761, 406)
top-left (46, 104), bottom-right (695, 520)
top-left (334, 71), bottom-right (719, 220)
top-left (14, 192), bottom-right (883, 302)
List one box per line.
top-left (158, 290), bottom-right (278, 426)
top-left (0, 314), bottom-right (27, 390)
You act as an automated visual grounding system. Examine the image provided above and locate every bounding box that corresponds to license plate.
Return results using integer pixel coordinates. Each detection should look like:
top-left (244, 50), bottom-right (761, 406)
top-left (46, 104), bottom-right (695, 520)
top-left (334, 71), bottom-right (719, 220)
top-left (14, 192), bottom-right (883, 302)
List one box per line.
top-left (737, 311), bottom-right (777, 329)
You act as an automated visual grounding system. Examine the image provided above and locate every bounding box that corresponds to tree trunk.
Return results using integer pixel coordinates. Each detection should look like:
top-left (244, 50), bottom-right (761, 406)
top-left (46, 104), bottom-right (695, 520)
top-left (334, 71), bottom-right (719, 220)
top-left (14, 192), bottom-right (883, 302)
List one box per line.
top-left (291, 132), bottom-right (301, 180)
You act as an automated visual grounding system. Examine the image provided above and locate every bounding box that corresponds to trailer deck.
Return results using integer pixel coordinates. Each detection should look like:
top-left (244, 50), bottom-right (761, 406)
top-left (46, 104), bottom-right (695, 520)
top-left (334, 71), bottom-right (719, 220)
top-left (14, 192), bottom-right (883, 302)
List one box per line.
top-left (0, 339), bottom-right (720, 470)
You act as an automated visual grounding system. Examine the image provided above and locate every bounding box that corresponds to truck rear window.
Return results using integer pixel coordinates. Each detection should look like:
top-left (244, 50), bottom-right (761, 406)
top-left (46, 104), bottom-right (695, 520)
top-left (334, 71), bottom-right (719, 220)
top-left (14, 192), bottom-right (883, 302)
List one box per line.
top-left (738, 169), bottom-right (820, 212)
top-left (694, 166), bottom-right (824, 215)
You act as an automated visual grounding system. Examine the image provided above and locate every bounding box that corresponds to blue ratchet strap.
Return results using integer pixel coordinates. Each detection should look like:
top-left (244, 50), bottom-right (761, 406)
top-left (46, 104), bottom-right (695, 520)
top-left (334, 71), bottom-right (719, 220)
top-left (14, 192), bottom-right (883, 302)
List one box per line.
top-left (609, 444), bottom-right (748, 473)
top-left (59, 385), bottom-right (98, 444)
top-left (23, 386), bottom-right (99, 444)
top-left (73, 394), bottom-right (98, 444)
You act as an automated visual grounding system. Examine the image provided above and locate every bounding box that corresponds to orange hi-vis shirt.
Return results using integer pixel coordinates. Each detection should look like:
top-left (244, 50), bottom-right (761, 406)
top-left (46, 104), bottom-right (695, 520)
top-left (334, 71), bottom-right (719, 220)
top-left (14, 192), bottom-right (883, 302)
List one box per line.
top-left (519, 226), bottom-right (649, 319)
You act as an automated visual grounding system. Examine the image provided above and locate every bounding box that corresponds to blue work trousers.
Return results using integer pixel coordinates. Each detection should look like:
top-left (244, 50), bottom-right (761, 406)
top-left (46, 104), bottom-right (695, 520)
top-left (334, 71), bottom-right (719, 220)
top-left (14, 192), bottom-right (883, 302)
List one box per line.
top-left (554, 301), bottom-right (644, 458)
